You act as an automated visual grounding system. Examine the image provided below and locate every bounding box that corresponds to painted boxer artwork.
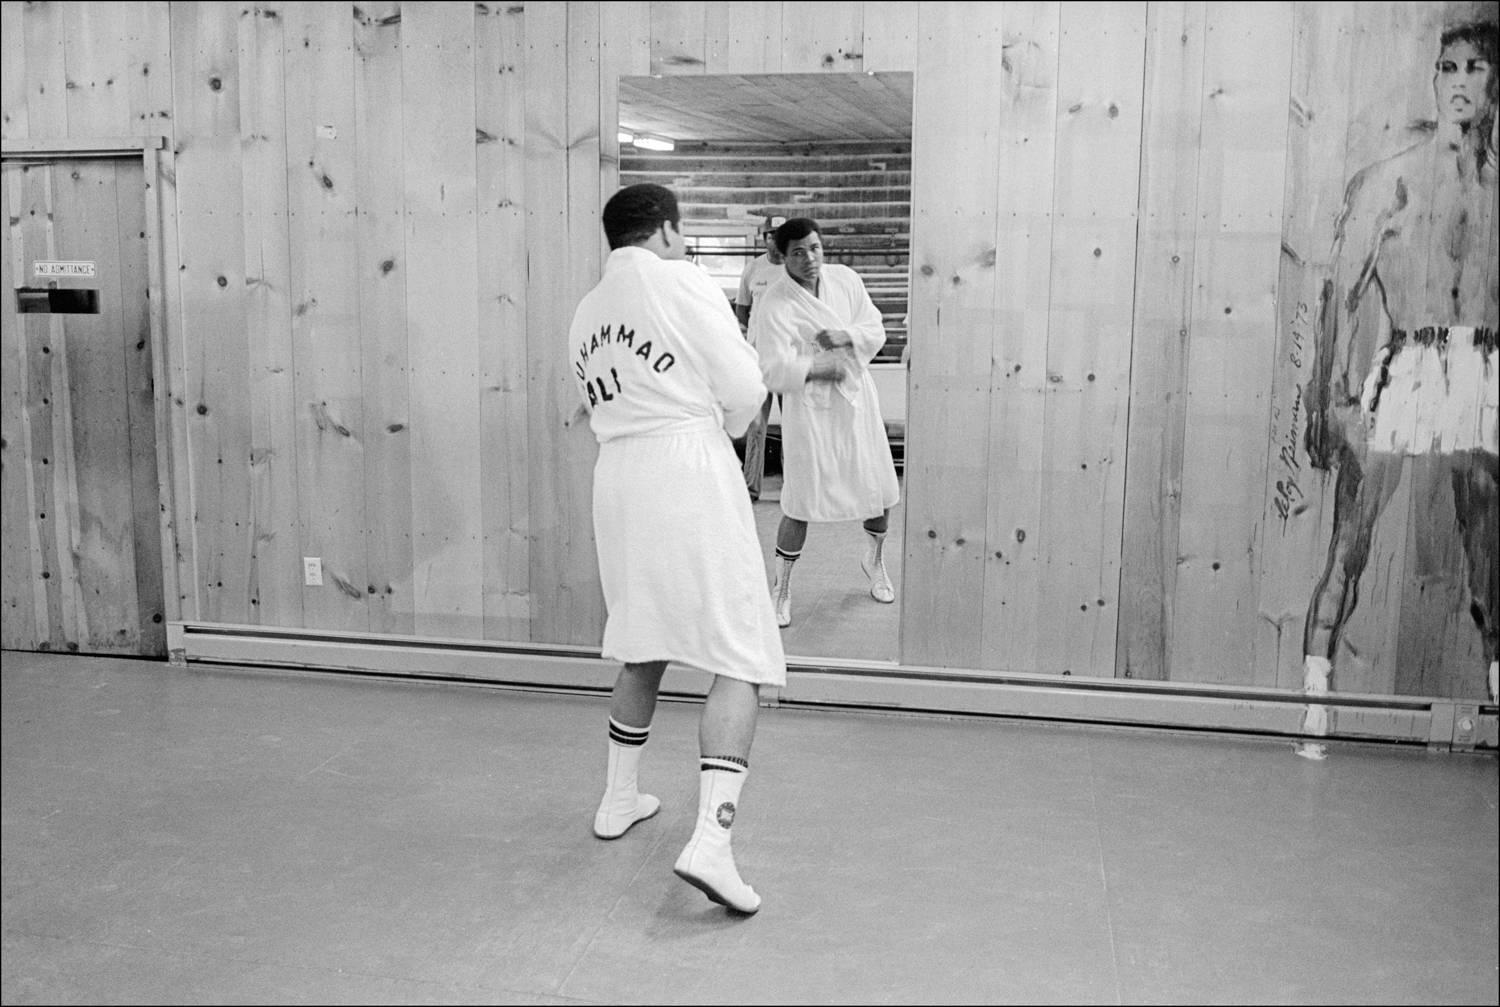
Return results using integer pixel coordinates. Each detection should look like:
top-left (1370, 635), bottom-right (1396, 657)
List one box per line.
top-left (1296, 18), bottom-right (1498, 758)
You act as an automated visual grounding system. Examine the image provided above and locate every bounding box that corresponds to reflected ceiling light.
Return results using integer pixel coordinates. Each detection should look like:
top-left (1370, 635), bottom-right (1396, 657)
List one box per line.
top-left (617, 130), bottom-right (635, 144)
top-left (632, 135), bottom-right (675, 152)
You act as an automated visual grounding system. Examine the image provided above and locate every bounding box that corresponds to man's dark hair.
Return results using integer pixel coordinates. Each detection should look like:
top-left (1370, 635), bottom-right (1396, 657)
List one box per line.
top-left (1441, 19), bottom-right (1499, 67)
top-left (773, 217), bottom-right (820, 255)
top-left (602, 183), bottom-right (681, 250)
top-left (1439, 19), bottom-right (1499, 166)
top-left (1441, 19), bottom-right (1499, 101)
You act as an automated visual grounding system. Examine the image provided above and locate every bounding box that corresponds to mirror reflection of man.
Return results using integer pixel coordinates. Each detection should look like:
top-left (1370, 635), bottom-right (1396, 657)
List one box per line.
top-left (1300, 20), bottom-right (1499, 759)
top-left (736, 216), bottom-right (786, 500)
top-left (750, 218), bottom-right (901, 629)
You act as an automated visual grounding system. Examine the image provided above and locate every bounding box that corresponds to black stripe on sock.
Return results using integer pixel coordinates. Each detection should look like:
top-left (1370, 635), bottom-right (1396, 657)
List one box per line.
top-left (701, 755), bottom-right (748, 772)
top-left (608, 719), bottom-right (650, 747)
top-left (774, 548), bottom-right (801, 561)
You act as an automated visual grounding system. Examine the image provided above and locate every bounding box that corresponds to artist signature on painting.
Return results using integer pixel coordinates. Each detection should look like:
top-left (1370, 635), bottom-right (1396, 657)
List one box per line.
top-left (1272, 301), bottom-right (1310, 530)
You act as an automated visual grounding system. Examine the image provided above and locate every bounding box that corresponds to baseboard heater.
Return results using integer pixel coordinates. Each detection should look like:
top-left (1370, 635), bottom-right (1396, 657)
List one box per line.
top-left (168, 621), bottom-right (1496, 753)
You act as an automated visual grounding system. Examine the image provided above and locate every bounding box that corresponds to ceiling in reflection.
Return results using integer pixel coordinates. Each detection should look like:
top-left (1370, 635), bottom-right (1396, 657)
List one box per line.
top-left (618, 72), bottom-right (914, 144)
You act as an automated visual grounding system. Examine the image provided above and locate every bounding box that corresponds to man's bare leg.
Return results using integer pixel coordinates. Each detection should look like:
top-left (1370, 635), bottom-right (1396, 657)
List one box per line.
top-left (675, 676), bottom-right (764, 914)
top-left (861, 509), bottom-right (895, 603)
top-left (771, 516), bottom-right (808, 627)
top-left (594, 661), bottom-right (666, 839)
top-left (1299, 451), bottom-right (1404, 759)
top-left (1450, 449), bottom-right (1499, 701)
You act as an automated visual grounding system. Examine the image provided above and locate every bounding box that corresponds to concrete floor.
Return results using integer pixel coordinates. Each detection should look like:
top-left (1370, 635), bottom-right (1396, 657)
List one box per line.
top-left (2, 650), bottom-right (1497, 1006)
top-left (750, 471), bottom-right (903, 665)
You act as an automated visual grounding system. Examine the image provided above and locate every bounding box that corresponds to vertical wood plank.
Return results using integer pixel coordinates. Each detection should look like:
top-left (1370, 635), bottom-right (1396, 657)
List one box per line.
top-left (1, 0), bottom-right (31, 140)
top-left (7, 168), bottom-right (57, 647)
top-left (780, 1), bottom-right (864, 73)
top-left (562, 2), bottom-right (607, 642)
top-left (284, 0), bottom-right (369, 631)
top-left (126, 2), bottom-right (175, 138)
top-left (599, 1), bottom-right (651, 202)
top-left (477, 0), bottom-right (532, 641)
top-left (981, 1), bottom-right (1059, 674)
top-left (703, 0), bottom-right (736, 73)
top-left (353, 1), bottom-right (413, 636)
top-left (112, 157), bottom-right (167, 655)
top-left (22, 0), bottom-right (67, 139)
top-left (61, 1), bottom-right (134, 137)
top-left (526, 2), bottom-right (602, 644)
top-left (901, 1), bottom-right (1004, 669)
top-left (16, 166), bottom-right (85, 648)
top-left (170, 0), bottom-right (254, 625)
top-left (1170, 0), bottom-right (1292, 684)
top-left (1115, 0), bottom-right (1206, 680)
top-left (151, 142), bottom-right (195, 626)
top-left (569, 6), bottom-right (603, 303)
top-left (52, 160), bottom-right (143, 652)
top-left (0, 3), bottom-right (34, 647)
top-left (116, 1), bottom-right (174, 648)
top-left (1033, 3), bottom-right (1146, 678)
top-left (708, 0), bottom-right (782, 74)
top-left (403, 0), bottom-right (483, 638)
top-left (650, 0), bottom-right (706, 75)
top-left (239, 0), bottom-right (303, 629)
top-left (1, 168), bottom-right (40, 648)
top-left (1255, 0), bottom-right (1356, 689)
top-left (859, 1), bottom-right (920, 73)
top-left (525, 2), bottom-right (573, 644)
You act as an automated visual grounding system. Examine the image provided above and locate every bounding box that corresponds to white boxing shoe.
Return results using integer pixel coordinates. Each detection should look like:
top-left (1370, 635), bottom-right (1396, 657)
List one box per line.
top-left (862, 531), bottom-right (895, 604)
top-left (674, 761), bottom-right (761, 915)
top-left (771, 555), bottom-right (795, 628)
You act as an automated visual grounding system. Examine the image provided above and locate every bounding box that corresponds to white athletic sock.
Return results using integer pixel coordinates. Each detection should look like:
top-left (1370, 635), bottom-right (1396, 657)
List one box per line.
top-left (1295, 655), bottom-right (1331, 761)
top-left (673, 756), bottom-right (761, 914)
top-left (593, 718), bottom-right (660, 839)
top-left (1489, 661), bottom-right (1498, 704)
top-left (862, 530), bottom-right (895, 603)
top-left (771, 551), bottom-right (797, 628)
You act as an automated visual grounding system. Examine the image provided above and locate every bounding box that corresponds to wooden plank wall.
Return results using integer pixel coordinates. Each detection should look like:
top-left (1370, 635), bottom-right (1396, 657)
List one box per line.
top-left (1168, 3), bottom-right (1292, 685)
top-left (1, 2), bottom-right (1492, 703)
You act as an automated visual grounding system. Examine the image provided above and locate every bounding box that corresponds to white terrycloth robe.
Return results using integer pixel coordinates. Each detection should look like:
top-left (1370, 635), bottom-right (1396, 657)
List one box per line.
top-left (749, 263), bottom-right (901, 522)
top-left (570, 247), bottom-right (786, 687)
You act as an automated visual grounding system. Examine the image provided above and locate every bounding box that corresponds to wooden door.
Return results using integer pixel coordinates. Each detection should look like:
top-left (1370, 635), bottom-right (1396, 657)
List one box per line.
top-left (1, 157), bottom-right (165, 657)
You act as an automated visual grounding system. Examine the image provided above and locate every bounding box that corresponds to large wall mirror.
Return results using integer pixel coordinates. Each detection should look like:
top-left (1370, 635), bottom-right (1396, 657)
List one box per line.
top-left (618, 72), bottom-right (914, 665)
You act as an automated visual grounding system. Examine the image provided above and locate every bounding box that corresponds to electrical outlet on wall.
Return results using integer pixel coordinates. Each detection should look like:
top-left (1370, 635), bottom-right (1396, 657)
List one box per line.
top-left (1453, 704), bottom-right (1479, 750)
top-left (303, 557), bottom-right (323, 586)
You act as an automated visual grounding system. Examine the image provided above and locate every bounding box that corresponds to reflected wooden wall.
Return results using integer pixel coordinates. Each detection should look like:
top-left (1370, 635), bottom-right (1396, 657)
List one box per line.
top-left (2, 1), bottom-right (1492, 701)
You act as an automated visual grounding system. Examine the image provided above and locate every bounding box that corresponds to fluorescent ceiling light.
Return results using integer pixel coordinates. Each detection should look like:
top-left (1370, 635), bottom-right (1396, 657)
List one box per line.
top-left (617, 130), bottom-right (634, 144)
top-left (633, 135), bottom-right (675, 152)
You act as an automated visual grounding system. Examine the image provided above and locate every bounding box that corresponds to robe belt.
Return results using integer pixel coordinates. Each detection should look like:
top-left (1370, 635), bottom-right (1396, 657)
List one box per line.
top-left (612, 415), bottom-right (724, 439)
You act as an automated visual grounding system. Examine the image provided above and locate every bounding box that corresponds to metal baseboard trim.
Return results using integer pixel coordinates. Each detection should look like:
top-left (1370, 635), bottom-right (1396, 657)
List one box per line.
top-left (168, 621), bottom-right (1497, 752)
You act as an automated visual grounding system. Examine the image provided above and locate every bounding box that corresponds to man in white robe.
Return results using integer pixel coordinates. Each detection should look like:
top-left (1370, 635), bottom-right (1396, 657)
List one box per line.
top-left (748, 217), bottom-right (902, 627)
top-left (570, 183), bottom-right (785, 914)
